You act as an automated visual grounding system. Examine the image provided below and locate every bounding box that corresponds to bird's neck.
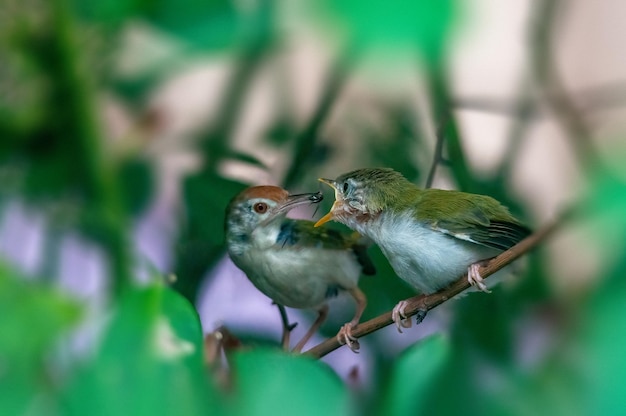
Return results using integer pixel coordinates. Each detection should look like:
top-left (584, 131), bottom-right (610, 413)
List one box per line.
top-left (226, 217), bottom-right (288, 256)
top-left (345, 204), bottom-right (416, 245)
top-left (341, 189), bottom-right (421, 236)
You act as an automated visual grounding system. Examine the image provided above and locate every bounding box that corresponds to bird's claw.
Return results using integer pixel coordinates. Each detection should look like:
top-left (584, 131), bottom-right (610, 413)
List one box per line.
top-left (468, 263), bottom-right (491, 293)
top-left (391, 301), bottom-right (412, 333)
top-left (336, 323), bottom-right (360, 353)
top-left (415, 308), bottom-right (428, 325)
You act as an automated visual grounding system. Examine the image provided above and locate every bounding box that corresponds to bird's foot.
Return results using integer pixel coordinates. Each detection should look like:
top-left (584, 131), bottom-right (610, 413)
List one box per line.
top-left (468, 263), bottom-right (491, 293)
top-left (336, 323), bottom-right (360, 353)
top-left (391, 300), bottom-right (413, 333)
top-left (415, 308), bottom-right (428, 325)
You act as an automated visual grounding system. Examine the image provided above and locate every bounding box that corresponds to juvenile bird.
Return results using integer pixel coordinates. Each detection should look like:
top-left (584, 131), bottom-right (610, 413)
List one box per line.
top-left (225, 185), bottom-right (375, 352)
top-left (314, 168), bottom-right (530, 331)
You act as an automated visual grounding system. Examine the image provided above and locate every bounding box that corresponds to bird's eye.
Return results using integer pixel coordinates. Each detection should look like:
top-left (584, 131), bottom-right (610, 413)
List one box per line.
top-left (342, 182), bottom-right (349, 193)
top-left (253, 202), bottom-right (268, 214)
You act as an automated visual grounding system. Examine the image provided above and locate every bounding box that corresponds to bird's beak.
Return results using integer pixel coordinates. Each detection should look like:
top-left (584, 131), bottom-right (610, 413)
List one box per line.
top-left (314, 178), bottom-right (338, 227)
top-left (318, 178), bottom-right (337, 190)
top-left (279, 191), bottom-right (323, 214)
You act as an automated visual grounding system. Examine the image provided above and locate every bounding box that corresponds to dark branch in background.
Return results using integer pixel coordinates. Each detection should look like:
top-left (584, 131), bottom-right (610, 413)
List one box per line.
top-left (304, 214), bottom-right (564, 359)
top-left (530, 0), bottom-right (600, 172)
top-left (424, 60), bottom-right (477, 193)
top-left (283, 44), bottom-right (360, 188)
top-left (576, 80), bottom-right (626, 112)
top-left (496, 76), bottom-right (536, 181)
top-left (424, 123), bottom-right (446, 189)
top-left (454, 81), bottom-right (626, 118)
top-left (201, 23), bottom-right (274, 159)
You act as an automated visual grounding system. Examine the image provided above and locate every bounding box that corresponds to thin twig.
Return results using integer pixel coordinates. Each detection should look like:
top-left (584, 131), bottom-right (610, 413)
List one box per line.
top-left (275, 303), bottom-right (297, 349)
top-left (530, 0), bottom-right (600, 171)
top-left (496, 76), bottom-right (536, 182)
top-left (425, 60), bottom-right (477, 193)
top-left (304, 214), bottom-right (564, 359)
top-left (454, 80), bottom-right (626, 118)
top-left (283, 44), bottom-right (360, 188)
top-left (424, 122), bottom-right (446, 188)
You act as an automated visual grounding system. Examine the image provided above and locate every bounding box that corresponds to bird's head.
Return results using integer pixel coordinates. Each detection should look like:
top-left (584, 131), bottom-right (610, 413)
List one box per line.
top-left (226, 186), bottom-right (323, 235)
top-left (315, 168), bottom-right (414, 228)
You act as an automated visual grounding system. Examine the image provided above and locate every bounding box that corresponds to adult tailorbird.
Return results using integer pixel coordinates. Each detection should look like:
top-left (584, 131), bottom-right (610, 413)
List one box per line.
top-left (314, 168), bottom-right (530, 331)
top-left (225, 185), bottom-right (375, 352)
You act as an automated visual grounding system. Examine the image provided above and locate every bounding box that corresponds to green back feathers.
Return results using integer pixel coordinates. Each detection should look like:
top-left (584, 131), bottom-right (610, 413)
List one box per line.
top-left (416, 189), bottom-right (531, 250)
top-left (276, 220), bottom-right (376, 275)
top-left (416, 189), bottom-right (521, 224)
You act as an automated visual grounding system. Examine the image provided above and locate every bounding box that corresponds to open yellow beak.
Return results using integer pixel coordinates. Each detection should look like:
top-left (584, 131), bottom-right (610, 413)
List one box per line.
top-left (314, 178), bottom-right (338, 227)
top-left (314, 209), bottom-right (335, 227)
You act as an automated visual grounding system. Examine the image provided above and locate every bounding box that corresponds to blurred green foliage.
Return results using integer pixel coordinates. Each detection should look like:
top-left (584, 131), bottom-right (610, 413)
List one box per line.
top-left (0, 263), bottom-right (82, 415)
top-left (317, 0), bottom-right (457, 60)
top-left (64, 282), bottom-right (215, 415)
top-left (1, 0), bottom-right (626, 415)
top-left (229, 348), bottom-right (351, 416)
top-left (380, 335), bottom-right (450, 415)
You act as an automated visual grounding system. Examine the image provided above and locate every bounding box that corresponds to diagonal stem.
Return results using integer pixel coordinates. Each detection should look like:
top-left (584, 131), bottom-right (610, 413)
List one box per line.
top-left (425, 122), bottom-right (446, 188)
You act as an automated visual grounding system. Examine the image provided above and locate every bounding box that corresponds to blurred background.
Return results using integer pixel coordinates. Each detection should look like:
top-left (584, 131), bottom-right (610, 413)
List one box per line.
top-left (2, 0), bottom-right (626, 414)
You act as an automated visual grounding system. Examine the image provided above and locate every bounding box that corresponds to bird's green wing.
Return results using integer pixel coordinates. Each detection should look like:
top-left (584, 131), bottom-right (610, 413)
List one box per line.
top-left (416, 189), bottom-right (531, 251)
top-left (276, 220), bottom-right (376, 275)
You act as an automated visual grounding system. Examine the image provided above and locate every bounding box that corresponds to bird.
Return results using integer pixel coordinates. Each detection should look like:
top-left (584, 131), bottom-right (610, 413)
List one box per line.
top-left (225, 185), bottom-right (376, 352)
top-left (314, 167), bottom-right (531, 331)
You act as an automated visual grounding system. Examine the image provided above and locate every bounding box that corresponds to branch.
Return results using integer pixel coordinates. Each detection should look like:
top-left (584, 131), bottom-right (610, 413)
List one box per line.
top-left (304, 214), bottom-right (564, 359)
top-left (424, 122), bottom-right (447, 189)
top-left (424, 60), bottom-right (477, 193)
top-left (453, 80), bottom-right (626, 118)
top-left (530, 0), bottom-right (600, 171)
top-left (496, 76), bottom-right (535, 182)
top-left (283, 44), bottom-right (360, 188)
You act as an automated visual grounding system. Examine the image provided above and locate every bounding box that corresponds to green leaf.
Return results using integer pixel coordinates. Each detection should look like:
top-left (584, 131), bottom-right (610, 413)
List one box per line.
top-left (583, 172), bottom-right (626, 256)
top-left (173, 172), bottom-right (247, 300)
top-left (0, 262), bottom-right (82, 415)
top-left (316, 0), bottom-right (458, 60)
top-left (71, 0), bottom-right (266, 52)
top-left (573, 173), bottom-right (626, 413)
top-left (230, 348), bottom-right (351, 416)
top-left (380, 335), bottom-right (450, 416)
top-left (117, 157), bottom-right (155, 217)
top-left (136, 0), bottom-right (275, 51)
top-left (70, 0), bottom-right (140, 24)
top-left (227, 150), bottom-right (267, 169)
top-left (578, 249), bottom-right (626, 414)
top-left (63, 283), bottom-right (218, 415)
top-left (451, 289), bottom-right (516, 363)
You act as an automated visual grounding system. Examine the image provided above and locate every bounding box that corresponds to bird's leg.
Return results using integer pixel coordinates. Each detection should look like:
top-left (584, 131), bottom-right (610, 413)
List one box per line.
top-left (391, 300), bottom-right (413, 333)
top-left (336, 287), bottom-right (367, 353)
top-left (467, 261), bottom-right (492, 293)
top-left (274, 303), bottom-right (297, 350)
top-left (292, 305), bottom-right (328, 352)
top-left (391, 298), bottom-right (428, 333)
